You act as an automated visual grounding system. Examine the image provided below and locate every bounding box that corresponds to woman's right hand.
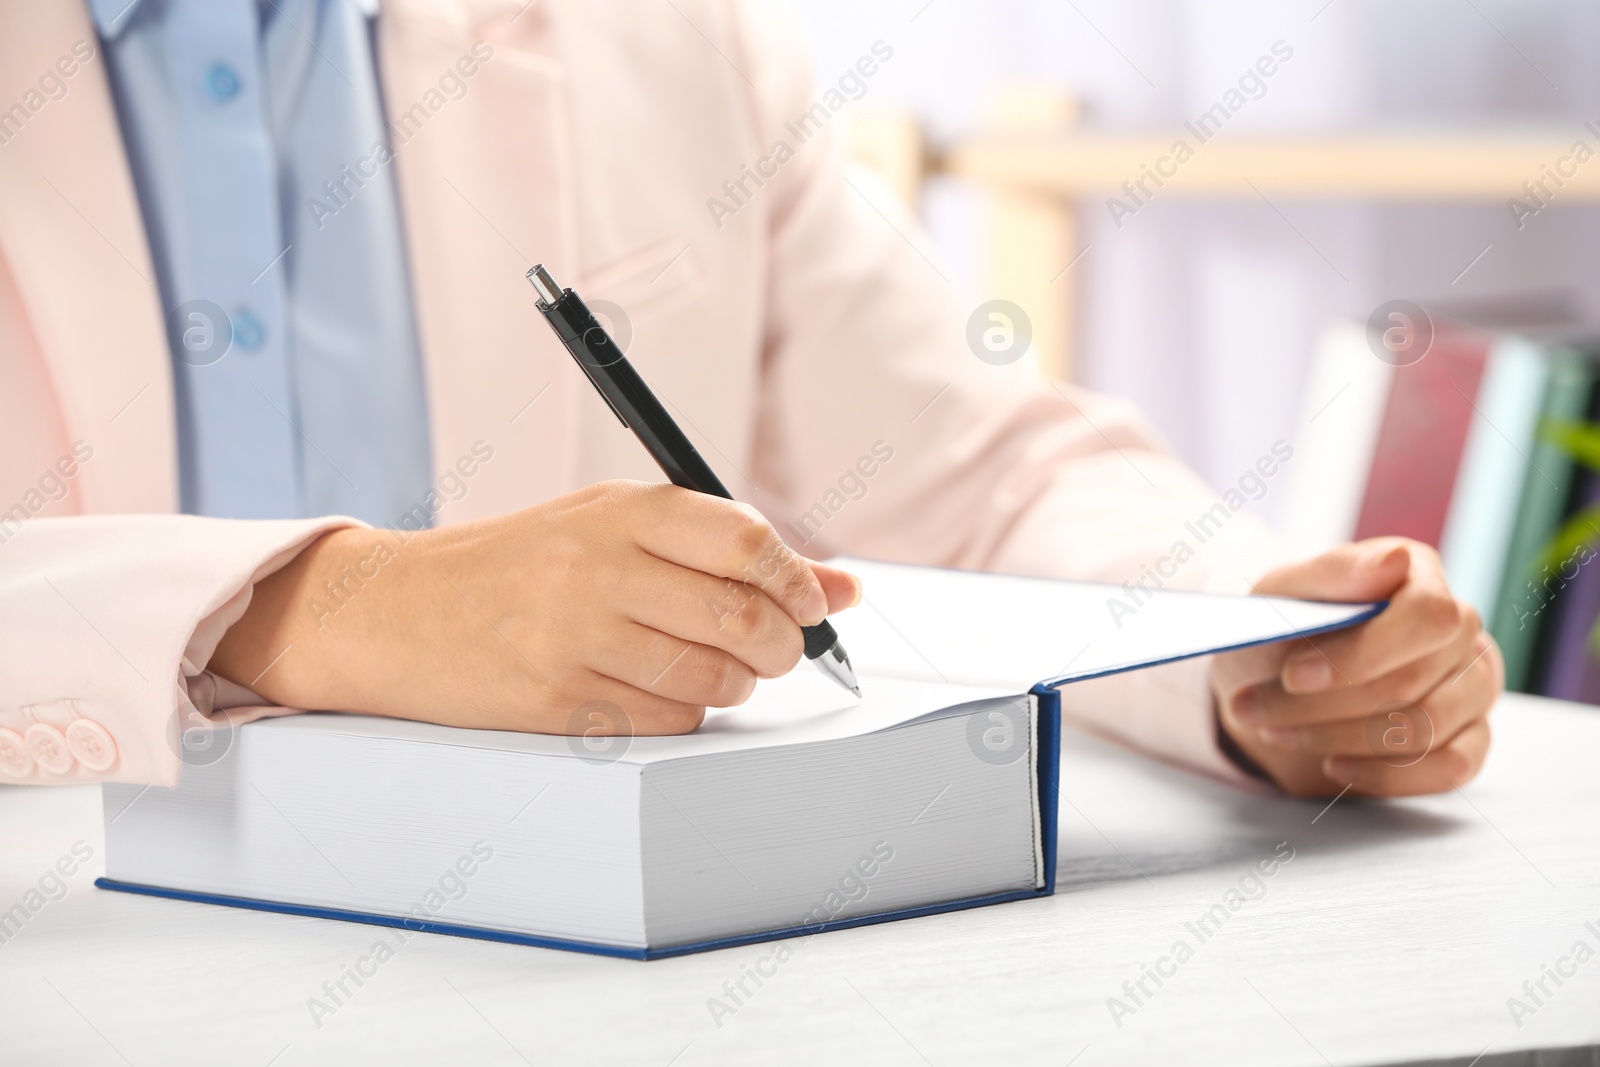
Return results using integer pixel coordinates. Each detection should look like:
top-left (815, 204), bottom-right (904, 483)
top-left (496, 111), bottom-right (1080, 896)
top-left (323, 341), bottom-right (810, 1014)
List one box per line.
top-left (210, 480), bottom-right (862, 735)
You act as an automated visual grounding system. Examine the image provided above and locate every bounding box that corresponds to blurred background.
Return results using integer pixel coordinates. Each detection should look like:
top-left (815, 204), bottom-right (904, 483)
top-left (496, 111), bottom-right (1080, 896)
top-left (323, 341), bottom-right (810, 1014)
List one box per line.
top-left (794, 0), bottom-right (1600, 701)
top-left (794, 0), bottom-right (1600, 525)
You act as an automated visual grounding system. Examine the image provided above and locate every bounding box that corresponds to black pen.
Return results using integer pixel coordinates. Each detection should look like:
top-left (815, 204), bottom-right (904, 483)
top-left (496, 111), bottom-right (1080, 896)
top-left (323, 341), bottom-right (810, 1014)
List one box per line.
top-left (526, 264), bottom-right (861, 697)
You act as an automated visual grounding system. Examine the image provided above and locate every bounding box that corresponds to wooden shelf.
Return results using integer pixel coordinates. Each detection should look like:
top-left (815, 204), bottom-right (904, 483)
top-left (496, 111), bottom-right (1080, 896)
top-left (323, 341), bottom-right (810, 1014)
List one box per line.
top-left (939, 133), bottom-right (1600, 199)
top-left (843, 95), bottom-right (1600, 379)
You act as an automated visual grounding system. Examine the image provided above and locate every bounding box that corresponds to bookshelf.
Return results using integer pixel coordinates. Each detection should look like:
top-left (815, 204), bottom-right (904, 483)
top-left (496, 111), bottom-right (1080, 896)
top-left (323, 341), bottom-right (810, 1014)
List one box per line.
top-left (849, 97), bottom-right (1600, 704)
top-left (847, 89), bottom-right (1600, 379)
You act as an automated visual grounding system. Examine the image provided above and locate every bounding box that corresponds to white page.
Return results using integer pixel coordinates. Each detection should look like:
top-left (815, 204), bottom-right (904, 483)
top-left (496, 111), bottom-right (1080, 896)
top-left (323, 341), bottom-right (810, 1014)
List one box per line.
top-left (247, 671), bottom-right (1015, 766)
top-left (830, 557), bottom-right (1380, 690)
top-left (240, 563), bottom-right (1374, 765)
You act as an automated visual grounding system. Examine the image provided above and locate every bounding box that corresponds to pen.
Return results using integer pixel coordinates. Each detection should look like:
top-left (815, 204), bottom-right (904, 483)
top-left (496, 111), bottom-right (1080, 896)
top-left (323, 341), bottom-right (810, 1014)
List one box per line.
top-left (525, 264), bottom-right (861, 697)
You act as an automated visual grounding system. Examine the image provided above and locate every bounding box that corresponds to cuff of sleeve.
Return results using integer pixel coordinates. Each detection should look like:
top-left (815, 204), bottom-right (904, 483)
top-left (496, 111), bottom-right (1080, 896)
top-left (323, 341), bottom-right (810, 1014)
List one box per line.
top-left (167, 517), bottom-right (368, 783)
top-left (1214, 698), bottom-right (1274, 783)
top-left (0, 515), bottom-right (361, 787)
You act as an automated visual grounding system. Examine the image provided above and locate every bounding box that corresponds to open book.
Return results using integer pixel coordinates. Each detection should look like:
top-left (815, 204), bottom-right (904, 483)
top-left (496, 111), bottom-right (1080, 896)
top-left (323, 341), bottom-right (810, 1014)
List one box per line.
top-left (99, 559), bottom-right (1379, 959)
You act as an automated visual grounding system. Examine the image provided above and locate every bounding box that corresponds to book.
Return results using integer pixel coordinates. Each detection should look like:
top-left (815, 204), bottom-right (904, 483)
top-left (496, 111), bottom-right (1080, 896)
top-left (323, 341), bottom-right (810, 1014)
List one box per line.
top-left (1278, 322), bottom-right (1396, 558)
top-left (1527, 359), bottom-right (1600, 702)
top-left (98, 559), bottom-right (1379, 959)
top-left (1532, 459), bottom-right (1600, 703)
top-left (1439, 335), bottom-right (1554, 622)
top-left (1486, 345), bottom-right (1597, 691)
top-left (1353, 326), bottom-right (1490, 547)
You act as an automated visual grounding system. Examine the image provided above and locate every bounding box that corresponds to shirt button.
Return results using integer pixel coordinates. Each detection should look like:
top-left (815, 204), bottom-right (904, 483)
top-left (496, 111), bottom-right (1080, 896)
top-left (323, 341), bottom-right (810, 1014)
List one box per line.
top-left (206, 62), bottom-right (241, 102)
top-left (24, 723), bottom-right (75, 775)
top-left (232, 308), bottom-right (266, 350)
top-left (0, 728), bottom-right (32, 779)
top-left (66, 719), bottom-right (118, 772)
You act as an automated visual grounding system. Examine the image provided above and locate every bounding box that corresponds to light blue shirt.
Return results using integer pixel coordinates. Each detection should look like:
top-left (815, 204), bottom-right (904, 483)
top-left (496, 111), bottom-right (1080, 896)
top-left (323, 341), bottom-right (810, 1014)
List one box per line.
top-left (90, 0), bottom-right (433, 527)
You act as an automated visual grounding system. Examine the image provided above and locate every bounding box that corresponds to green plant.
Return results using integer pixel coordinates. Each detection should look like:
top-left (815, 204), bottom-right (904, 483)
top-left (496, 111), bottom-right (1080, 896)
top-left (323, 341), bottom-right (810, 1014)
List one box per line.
top-left (1534, 418), bottom-right (1600, 655)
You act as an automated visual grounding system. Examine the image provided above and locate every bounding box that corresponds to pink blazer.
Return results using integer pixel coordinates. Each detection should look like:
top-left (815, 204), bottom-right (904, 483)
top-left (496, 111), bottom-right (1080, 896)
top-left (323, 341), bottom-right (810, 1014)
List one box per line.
top-left (0, 0), bottom-right (1287, 788)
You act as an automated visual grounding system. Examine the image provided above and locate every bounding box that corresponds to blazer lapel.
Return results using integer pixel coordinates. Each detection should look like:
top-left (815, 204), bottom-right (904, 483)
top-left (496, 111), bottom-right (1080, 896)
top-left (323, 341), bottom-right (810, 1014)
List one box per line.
top-left (377, 0), bottom-right (582, 524)
top-left (0, 1), bottom-right (176, 513)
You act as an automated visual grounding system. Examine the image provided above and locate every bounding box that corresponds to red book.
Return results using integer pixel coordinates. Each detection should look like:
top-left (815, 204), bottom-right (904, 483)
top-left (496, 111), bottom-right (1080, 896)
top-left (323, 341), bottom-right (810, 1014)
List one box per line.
top-left (1353, 328), bottom-right (1490, 547)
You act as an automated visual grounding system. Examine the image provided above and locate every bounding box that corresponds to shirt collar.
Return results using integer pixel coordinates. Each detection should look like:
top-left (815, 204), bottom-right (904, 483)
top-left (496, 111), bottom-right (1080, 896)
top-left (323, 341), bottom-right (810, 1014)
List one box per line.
top-left (88, 0), bottom-right (380, 41)
top-left (88, 0), bottom-right (147, 39)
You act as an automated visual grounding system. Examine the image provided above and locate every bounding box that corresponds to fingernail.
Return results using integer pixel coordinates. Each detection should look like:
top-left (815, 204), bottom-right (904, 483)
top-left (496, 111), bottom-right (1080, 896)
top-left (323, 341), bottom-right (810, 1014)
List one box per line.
top-left (1257, 726), bottom-right (1298, 748)
top-left (847, 574), bottom-right (863, 608)
top-left (801, 584), bottom-right (828, 626)
top-left (1284, 655), bottom-right (1333, 692)
top-left (1232, 687), bottom-right (1262, 723)
top-left (1325, 756), bottom-right (1356, 785)
top-left (1365, 543), bottom-right (1407, 572)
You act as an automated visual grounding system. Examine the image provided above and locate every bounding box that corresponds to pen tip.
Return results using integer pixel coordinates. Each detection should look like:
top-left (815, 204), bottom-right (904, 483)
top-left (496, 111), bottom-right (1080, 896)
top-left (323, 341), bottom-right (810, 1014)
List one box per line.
top-left (808, 641), bottom-right (860, 696)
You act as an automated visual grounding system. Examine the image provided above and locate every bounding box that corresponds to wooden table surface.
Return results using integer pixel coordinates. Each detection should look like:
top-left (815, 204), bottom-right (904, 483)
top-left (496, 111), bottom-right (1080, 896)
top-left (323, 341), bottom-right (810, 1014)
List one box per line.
top-left (3, 692), bottom-right (1597, 1066)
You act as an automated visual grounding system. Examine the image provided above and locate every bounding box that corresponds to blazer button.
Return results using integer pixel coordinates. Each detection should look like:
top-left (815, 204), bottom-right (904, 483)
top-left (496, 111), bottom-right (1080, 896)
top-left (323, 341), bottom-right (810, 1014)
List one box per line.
top-left (66, 719), bottom-right (118, 772)
top-left (24, 723), bottom-right (74, 775)
top-left (0, 728), bottom-right (31, 778)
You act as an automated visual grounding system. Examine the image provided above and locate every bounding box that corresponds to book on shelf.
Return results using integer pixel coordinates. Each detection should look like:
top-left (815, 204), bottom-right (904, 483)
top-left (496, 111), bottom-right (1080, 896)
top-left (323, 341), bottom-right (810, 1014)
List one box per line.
top-left (1278, 322), bottom-right (1394, 558)
top-left (1439, 336), bottom-right (1554, 620)
top-left (96, 559), bottom-right (1377, 959)
top-left (1283, 309), bottom-right (1600, 700)
top-left (1353, 325), bottom-right (1490, 549)
top-left (1532, 457), bottom-right (1600, 703)
top-left (1486, 345), bottom-right (1598, 693)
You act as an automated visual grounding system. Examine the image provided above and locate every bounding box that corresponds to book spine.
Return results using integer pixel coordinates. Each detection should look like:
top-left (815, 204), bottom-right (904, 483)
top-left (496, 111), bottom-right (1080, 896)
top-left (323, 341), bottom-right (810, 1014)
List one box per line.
top-left (1438, 336), bottom-right (1551, 618)
top-left (1491, 349), bottom-right (1594, 693)
top-left (1531, 464), bottom-right (1600, 700)
top-left (1353, 329), bottom-right (1488, 548)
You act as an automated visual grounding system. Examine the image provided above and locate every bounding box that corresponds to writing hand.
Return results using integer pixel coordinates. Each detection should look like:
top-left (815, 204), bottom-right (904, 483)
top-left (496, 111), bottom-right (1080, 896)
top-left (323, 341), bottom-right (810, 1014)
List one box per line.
top-left (211, 481), bottom-right (860, 735)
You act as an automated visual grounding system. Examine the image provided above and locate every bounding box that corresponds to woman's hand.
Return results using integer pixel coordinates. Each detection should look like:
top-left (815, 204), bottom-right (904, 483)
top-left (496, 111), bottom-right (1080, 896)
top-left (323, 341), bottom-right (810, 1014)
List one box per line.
top-left (211, 481), bottom-right (861, 735)
top-left (1212, 538), bottom-right (1501, 797)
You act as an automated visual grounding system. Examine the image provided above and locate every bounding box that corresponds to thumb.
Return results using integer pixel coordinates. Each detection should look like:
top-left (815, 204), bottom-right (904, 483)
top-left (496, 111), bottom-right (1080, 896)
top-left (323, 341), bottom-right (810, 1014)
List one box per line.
top-left (1254, 539), bottom-right (1411, 602)
top-left (806, 558), bottom-right (863, 615)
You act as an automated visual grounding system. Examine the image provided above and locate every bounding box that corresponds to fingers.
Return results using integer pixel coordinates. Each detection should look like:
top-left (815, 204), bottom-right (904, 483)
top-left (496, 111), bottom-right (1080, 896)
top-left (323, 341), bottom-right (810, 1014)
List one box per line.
top-left (1247, 645), bottom-right (1486, 757)
top-left (621, 552), bottom-right (804, 678)
top-left (1322, 717), bottom-right (1491, 797)
top-left (1232, 622), bottom-right (1480, 729)
top-left (1219, 629), bottom-right (1499, 797)
top-left (1275, 546), bottom-right (1472, 694)
top-left (568, 671), bottom-right (709, 736)
top-left (1211, 542), bottom-right (1410, 688)
top-left (1215, 536), bottom-right (1502, 799)
top-left (1252, 538), bottom-right (1412, 601)
top-left (810, 559), bottom-right (863, 615)
top-left (628, 486), bottom-right (832, 626)
top-left (589, 622), bottom-right (759, 708)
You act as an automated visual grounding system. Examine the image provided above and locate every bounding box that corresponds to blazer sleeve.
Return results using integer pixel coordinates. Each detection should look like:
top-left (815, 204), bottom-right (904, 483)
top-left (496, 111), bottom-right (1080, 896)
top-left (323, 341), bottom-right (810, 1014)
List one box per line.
top-left (0, 515), bottom-right (356, 787)
top-left (729, 0), bottom-right (1295, 785)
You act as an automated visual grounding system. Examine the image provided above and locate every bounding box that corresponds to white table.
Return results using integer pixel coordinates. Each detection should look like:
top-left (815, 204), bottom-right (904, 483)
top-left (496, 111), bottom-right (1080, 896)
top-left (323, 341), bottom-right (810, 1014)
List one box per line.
top-left (3, 693), bottom-right (1598, 1067)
